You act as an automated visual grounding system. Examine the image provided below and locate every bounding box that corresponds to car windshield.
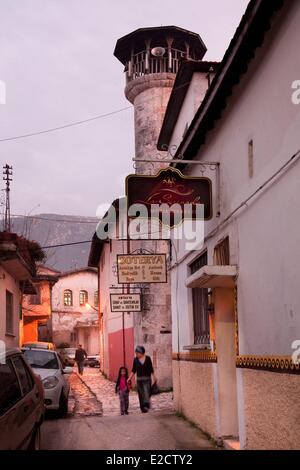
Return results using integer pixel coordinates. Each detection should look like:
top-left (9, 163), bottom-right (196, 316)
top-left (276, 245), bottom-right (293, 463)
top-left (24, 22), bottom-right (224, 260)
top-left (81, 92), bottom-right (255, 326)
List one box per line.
top-left (23, 343), bottom-right (49, 349)
top-left (23, 350), bottom-right (59, 369)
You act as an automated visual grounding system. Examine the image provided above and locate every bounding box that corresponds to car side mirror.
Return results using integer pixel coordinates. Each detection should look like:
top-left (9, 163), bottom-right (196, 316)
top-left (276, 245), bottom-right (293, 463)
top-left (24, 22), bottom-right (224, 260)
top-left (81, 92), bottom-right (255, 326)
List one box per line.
top-left (63, 366), bottom-right (73, 374)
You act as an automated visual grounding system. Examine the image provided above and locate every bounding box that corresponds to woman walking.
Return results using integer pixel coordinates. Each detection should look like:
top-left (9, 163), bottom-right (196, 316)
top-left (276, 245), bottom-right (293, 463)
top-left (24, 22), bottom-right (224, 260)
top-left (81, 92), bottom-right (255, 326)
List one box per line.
top-left (128, 346), bottom-right (157, 413)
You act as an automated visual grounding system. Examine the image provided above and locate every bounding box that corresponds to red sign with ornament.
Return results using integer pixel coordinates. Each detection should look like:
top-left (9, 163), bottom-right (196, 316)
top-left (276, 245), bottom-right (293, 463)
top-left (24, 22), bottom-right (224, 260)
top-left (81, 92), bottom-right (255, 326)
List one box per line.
top-left (125, 167), bottom-right (212, 227)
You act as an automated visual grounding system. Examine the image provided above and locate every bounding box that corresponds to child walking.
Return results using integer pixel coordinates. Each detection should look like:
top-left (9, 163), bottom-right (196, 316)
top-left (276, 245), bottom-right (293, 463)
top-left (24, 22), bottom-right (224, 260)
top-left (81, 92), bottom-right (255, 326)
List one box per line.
top-left (115, 366), bottom-right (130, 415)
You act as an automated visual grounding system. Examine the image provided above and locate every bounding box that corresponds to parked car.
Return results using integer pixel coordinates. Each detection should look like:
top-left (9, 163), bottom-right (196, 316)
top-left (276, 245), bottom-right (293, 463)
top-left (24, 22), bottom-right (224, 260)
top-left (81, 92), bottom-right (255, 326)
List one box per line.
top-left (22, 348), bottom-right (72, 416)
top-left (0, 348), bottom-right (44, 450)
top-left (84, 355), bottom-right (100, 368)
top-left (58, 347), bottom-right (76, 367)
top-left (22, 341), bottom-right (55, 350)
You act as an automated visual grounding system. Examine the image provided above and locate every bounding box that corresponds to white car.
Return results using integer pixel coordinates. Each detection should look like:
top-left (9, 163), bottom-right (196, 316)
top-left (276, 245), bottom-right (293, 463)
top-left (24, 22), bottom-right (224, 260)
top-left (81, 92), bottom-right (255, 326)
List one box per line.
top-left (22, 348), bottom-right (72, 416)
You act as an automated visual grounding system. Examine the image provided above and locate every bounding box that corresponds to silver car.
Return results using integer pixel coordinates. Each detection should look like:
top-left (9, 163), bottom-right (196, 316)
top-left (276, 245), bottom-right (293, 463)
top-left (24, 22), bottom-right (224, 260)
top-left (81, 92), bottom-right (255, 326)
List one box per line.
top-left (0, 348), bottom-right (44, 450)
top-left (22, 348), bottom-right (72, 416)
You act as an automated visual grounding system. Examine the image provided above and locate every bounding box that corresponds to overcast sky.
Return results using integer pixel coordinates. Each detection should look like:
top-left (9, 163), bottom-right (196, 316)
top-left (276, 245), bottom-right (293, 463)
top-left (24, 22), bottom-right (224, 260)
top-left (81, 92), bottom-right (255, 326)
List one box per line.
top-left (0, 0), bottom-right (249, 218)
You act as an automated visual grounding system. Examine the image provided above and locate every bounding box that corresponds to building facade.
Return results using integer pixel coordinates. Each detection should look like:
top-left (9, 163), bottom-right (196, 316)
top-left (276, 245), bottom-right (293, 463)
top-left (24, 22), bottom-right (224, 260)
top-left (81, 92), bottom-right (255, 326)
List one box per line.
top-left (158, 0), bottom-right (300, 450)
top-left (22, 265), bottom-right (60, 344)
top-left (89, 223), bottom-right (135, 381)
top-left (0, 232), bottom-right (40, 349)
top-left (51, 267), bottom-right (100, 355)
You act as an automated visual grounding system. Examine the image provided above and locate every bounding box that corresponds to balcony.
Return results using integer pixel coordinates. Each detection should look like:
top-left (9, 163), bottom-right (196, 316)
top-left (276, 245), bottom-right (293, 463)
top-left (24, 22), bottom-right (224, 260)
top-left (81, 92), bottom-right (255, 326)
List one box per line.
top-left (125, 48), bottom-right (185, 82)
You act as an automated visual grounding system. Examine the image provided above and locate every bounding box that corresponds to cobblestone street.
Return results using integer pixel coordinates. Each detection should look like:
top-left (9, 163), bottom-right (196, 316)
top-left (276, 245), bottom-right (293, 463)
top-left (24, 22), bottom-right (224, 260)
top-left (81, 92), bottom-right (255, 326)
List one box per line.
top-left (73, 368), bottom-right (173, 416)
top-left (68, 372), bottom-right (103, 416)
top-left (41, 368), bottom-right (214, 450)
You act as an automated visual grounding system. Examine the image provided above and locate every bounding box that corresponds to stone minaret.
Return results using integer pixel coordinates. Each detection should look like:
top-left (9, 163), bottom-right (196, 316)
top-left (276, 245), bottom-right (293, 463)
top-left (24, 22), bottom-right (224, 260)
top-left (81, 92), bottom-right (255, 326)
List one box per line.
top-left (114, 26), bottom-right (207, 388)
top-left (114, 26), bottom-right (207, 175)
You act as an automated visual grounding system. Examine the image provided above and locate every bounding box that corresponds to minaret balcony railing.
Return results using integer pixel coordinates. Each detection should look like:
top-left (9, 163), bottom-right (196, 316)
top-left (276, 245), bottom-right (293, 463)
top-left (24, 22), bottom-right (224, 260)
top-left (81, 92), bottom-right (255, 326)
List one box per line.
top-left (126, 48), bottom-right (185, 82)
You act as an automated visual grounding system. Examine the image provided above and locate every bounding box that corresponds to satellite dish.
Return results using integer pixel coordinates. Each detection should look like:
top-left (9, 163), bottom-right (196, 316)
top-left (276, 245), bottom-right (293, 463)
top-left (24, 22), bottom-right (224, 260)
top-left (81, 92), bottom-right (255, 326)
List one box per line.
top-left (151, 47), bottom-right (166, 57)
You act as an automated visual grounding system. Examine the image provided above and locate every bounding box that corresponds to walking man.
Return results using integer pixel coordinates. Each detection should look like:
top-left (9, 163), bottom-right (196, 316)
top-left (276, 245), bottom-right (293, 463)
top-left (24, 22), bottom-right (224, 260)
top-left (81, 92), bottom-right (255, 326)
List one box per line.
top-left (75, 344), bottom-right (87, 375)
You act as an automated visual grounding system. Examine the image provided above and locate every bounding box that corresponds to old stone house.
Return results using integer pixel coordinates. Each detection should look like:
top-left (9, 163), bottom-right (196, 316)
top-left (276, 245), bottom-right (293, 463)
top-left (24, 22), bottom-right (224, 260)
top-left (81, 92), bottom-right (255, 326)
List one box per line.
top-left (22, 265), bottom-right (60, 344)
top-left (51, 267), bottom-right (100, 355)
top-left (0, 231), bottom-right (42, 349)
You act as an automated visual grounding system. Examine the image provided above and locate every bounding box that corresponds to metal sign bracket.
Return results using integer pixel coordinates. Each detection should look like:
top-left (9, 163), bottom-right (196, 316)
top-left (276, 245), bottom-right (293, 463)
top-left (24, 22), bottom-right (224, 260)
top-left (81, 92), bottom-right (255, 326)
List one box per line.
top-left (132, 158), bottom-right (221, 217)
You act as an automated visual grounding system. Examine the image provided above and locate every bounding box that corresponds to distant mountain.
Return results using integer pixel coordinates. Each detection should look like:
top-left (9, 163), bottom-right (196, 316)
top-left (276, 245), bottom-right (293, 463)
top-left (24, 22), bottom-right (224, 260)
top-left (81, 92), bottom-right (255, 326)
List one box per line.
top-left (11, 214), bottom-right (99, 272)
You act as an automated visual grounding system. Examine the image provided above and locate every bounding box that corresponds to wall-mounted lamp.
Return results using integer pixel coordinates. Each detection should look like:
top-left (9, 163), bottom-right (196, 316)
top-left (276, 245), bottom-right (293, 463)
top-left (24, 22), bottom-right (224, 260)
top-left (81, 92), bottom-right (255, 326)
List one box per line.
top-left (85, 302), bottom-right (98, 312)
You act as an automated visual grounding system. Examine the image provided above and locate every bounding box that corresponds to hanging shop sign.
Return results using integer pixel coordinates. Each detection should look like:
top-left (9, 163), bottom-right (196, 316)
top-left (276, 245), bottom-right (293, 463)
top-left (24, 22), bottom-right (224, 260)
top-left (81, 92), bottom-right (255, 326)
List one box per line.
top-left (125, 167), bottom-right (212, 227)
top-left (110, 293), bottom-right (142, 312)
top-left (117, 254), bottom-right (167, 284)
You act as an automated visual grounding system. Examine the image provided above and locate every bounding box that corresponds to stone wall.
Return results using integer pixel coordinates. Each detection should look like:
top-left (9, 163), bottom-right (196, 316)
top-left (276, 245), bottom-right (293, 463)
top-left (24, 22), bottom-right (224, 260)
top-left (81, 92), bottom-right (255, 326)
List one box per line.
top-left (241, 369), bottom-right (300, 449)
top-left (133, 270), bottom-right (172, 389)
top-left (52, 310), bottom-right (98, 349)
top-left (126, 73), bottom-right (175, 175)
top-left (172, 360), bottom-right (217, 438)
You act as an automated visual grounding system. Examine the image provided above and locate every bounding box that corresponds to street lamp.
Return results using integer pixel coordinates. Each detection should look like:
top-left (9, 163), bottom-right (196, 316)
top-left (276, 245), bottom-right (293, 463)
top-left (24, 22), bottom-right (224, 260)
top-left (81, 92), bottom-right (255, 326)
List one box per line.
top-left (85, 302), bottom-right (98, 312)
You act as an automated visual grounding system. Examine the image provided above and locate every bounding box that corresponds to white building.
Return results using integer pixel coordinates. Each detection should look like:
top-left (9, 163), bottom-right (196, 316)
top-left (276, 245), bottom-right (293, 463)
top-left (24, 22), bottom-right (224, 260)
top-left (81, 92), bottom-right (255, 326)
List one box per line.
top-left (51, 267), bottom-right (100, 355)
top-left (157, 0), bottom-right (300, 450)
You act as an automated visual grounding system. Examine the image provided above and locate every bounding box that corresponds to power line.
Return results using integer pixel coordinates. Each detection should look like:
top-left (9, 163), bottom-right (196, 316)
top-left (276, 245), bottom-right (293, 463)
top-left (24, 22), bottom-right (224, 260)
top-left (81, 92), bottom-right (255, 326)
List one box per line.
top-left (0, 106), bottom-right (133, 143)
top-left (42, 240), bottom-right (92, 249)
top-left (0, 78), bottom-right (199, 143)
top-left (11, 213), bottom-right (99, 224)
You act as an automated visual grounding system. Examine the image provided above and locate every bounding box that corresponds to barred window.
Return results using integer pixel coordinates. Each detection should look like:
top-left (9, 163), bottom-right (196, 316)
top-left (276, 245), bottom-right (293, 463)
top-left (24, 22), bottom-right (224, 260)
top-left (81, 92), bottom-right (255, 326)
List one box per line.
top-left (190, 252), bottom-right (210, 345)
top-left (64, 289), bottom-right (73, 307)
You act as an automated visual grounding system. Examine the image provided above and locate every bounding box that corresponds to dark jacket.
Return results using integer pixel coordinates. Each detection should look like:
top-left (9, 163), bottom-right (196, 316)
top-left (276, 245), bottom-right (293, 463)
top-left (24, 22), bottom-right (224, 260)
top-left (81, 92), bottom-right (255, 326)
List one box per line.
top-left (132, 356), bottom-right (154, 378)
top-left (75, 348), bottom-right (87, 362)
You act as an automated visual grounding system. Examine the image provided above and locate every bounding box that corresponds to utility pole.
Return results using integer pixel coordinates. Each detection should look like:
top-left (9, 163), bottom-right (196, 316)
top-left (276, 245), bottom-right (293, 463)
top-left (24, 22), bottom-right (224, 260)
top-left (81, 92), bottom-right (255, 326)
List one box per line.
top-left (3, 164), bottom-right (12, 232)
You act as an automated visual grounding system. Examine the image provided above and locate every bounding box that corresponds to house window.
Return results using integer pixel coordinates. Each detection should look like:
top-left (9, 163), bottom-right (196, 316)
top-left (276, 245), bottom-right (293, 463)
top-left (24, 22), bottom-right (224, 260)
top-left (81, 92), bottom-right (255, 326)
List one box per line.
top-left (79, 290), bottom-right (88, 306)
top-left (6, 290), bottom-right (14, 335)
top-left (214, 237), bottom-right (230, 265)
top-left (94, 291), bottom-right (99, 307)
top-left (70, 332), bottom-right (77, 344)
top-left (30, 286), bottom-right (41, 305)
top-left (190, 252), bottom-right (210, 345)
top-left (64, 289), bottom-right (73, 307)
top-left (190, 252), bottom-right (208, 275)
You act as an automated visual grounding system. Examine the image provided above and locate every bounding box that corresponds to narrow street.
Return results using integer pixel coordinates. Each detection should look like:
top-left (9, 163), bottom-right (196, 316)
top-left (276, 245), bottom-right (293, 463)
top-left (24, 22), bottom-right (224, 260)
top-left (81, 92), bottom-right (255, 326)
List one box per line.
top-left (41, 369), bottom-right (215, 450)
top-left (2, 0), bottom-right (299, 456)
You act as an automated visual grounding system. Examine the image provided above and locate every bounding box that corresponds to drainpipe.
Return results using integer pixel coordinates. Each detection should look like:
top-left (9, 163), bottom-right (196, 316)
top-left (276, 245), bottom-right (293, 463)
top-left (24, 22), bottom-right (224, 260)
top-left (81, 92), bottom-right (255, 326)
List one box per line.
top-left (122, 311), bottom-right (126, 366)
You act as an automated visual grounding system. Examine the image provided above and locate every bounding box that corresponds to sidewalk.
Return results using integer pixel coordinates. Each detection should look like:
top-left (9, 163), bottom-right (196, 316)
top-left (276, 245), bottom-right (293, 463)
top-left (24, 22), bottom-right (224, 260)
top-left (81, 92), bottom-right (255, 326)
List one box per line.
top-left (76, 368), bottom-right (174, 416)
